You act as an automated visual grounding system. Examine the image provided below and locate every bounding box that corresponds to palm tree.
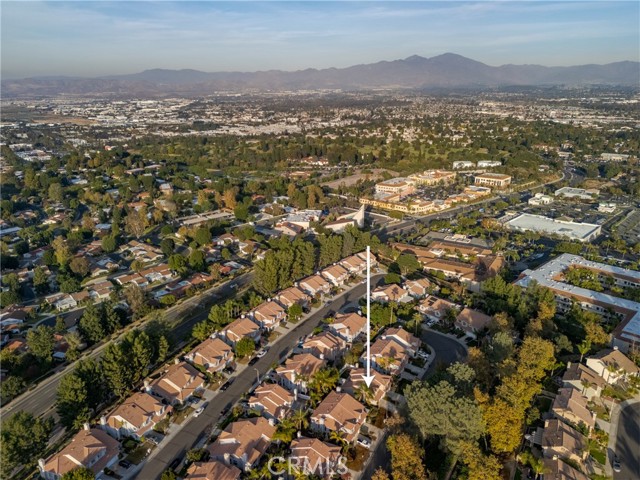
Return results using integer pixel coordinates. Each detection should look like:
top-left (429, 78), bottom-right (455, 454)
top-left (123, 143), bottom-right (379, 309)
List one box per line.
top-left (529, 457), bottom-right (547, 480)
top-left (291, 408), bottom-right (310, 431)
top-left (355, 383), bottom-right (374, 405)
top-left (329, 430), bottom-right (350, 454)
top-left (578, 340), bottom-right (591, 363)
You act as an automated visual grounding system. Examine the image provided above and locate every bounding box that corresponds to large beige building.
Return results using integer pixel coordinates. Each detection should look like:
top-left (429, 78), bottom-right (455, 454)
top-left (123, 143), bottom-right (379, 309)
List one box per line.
top-left (408, 170), bottom-right (456, 186)
top-left (474, 172), bottom-right (512, 188)
top-left (374, 177), bottom-right (415, 196)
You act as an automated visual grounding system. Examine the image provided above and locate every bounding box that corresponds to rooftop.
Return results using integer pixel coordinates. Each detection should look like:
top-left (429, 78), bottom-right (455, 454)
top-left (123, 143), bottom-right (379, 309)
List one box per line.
top-left (505, 213), bottom-right (601, 242)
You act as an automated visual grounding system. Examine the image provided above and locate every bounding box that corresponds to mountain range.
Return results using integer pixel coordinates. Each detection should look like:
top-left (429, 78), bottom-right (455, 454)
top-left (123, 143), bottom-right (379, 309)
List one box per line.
top-left (2, 53), bottom-right (638, 98)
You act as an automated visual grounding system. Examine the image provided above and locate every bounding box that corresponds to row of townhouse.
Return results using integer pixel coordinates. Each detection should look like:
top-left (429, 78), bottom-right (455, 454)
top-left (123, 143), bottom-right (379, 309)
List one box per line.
top-left (529, 348), bottom-right (640, 480)
top-left (114, 263), bottom-right (174, 289)
top-left (45, 280), bottom-right (115, 311)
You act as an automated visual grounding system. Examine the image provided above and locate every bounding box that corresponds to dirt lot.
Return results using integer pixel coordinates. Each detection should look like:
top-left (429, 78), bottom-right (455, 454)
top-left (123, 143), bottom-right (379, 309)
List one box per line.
top-left (322, 168), bottom-right (398, 189)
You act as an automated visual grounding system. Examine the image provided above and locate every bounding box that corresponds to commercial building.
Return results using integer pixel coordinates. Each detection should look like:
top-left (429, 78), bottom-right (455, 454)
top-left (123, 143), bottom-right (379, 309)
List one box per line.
top-left (374, 178), bottom-right (415, 197)
top-left (473, 173), bottom-right (512, 188)
top-left (554, 187), bottom-right (599, 200)
top-left (407, 169), bottom-right (456, 186)
top-left (452, 161), bottom-right (475, 169)
top-left (515, 254), bottom-right (640, 353)
top-left (528, 192), bottom-right (554, 206)
top-left (477, 160), bottom-right (502, 167)
top-left (504, 213), bottom-right (601, 242)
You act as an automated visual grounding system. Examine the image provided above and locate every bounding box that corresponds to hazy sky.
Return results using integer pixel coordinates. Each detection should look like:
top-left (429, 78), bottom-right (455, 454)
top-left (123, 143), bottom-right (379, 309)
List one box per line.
top-left (2, 1), bottom-right (639, 78)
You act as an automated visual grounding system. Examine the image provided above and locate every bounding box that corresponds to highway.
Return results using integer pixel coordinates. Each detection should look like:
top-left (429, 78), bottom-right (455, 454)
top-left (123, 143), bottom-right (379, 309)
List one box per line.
top-left (134, 274), bottom-right (387, 480)
top-left (0, 272), bottom-right (254, 422)
top-left (614, 402), bottom-right (640, 480)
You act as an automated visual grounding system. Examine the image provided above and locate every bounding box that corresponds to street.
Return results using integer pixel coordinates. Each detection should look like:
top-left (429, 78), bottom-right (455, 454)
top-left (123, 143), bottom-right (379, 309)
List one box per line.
top-left (614, 402), bottom-right (640, 480)
top-left (0, 272), bottom-right (254, 422)
top-left (134, 274), bottom-right (386, 479)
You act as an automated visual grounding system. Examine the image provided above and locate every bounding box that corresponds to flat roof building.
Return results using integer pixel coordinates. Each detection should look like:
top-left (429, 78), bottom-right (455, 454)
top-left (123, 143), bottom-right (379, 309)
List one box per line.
top-left (504, 213), bottom-right (601, 242)
top-left (474, 173), bottom-right (511, 188)
top-left (515, 254), bottom-right (640, 353)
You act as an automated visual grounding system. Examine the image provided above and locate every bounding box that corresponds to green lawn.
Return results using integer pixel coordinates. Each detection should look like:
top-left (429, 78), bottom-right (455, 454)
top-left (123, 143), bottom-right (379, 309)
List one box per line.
top-left (126, 441), bottom-right (155, 464)
top-left (590, 447), bottom-right (607, 465)
top-left (173, 406), bottom-right (194, 425)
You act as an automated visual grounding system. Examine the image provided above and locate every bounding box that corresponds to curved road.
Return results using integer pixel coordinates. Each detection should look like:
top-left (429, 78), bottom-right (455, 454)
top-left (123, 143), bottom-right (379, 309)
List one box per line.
top-left (614, 402), bottom-right (640, 480)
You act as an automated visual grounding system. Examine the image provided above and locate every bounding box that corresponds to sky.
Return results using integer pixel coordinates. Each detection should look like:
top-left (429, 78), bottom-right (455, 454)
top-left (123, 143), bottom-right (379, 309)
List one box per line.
top-left (1, 1), bottom-right (639, 78)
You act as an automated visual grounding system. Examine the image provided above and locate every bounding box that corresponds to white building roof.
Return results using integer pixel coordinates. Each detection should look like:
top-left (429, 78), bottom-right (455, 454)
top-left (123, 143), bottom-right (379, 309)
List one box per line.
top-left (505, 214), bottom-right (600, 242)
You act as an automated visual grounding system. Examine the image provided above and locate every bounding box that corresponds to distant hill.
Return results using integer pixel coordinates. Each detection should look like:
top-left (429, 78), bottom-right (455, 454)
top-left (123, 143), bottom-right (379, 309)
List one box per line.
top-left (3, 53), bottom-right (638, 98)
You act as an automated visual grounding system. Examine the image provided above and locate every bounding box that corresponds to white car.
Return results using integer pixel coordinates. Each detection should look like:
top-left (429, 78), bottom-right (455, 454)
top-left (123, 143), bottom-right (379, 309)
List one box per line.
top-left (256, 348), bottom-right (268, 358)
top-left (416, 350), bottom-right (430, 359)
top-left (357, 437), bottom-right (372, 449)
top-left (193, 407), bottom-right (204, 417)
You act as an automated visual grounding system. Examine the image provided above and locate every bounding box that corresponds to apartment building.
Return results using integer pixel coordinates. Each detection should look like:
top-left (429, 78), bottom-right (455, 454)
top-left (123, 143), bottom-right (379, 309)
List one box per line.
top-left (474, 172), bottom-right (512, 188)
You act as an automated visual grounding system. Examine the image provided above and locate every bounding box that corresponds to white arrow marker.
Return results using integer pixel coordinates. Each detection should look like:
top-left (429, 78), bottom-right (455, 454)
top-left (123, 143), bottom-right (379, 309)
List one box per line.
top-left (363, 245), bottom-right (375, 388)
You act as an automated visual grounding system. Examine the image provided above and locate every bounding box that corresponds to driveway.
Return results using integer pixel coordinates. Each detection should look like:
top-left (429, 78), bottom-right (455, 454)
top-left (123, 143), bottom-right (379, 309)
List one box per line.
top-left (613, 402), bottom-right (640, 480)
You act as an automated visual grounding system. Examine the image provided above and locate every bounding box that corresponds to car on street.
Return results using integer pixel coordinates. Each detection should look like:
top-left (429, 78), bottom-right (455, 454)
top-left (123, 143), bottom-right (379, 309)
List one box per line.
top-left (357, 436), bottom-right (372, 449)
top-left (169, 458), bottom-right (181, 470)
top-left (256, 347), bottom-right (268, 358)
top-left (613, 454), bottom-right (621, 472)
top-left (220, 378), bottom-right (234, 391)
top-left (193, 406), bottom-right (205, 417)
top-left (248, 356), bottom-right (260, 366)
top-left (222, 365), bottom-right (235, 375)
top-left (416, 350), bottom-right (430, 359)
top-left (118, 460), bottom-right (132, 469)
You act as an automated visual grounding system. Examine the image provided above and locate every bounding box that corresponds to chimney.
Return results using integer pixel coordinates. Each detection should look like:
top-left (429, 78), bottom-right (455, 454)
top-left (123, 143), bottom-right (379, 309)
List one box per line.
top-left (174, 357), bottom-right (180, 365)
top-left (293, 388), bottom-right (298, 401)
top-left (223, 453), bottom-right (230, 464)
top-left (38, 459), bottom-right (45, 471)
top-left (291, 372), bottom-right (296, 383)
top-left (297, 431), bottom-right (302, 438)
top-left (318, 416), bottom-right (325, 426)
top-left (613, 346), bottom-right (619, 351)
top-left (144, 379), bottom-right (151, 393)
top-left (83, 422), bottom-right (90, 431)
top-left (319, 353), bottom-right (325, 360)
top-left (336, 386), bottom-right (341, 393)
top-left (100, 416), bottom-right (107, 427)
top-left (241, 314), bottom-right (245, 318)
top-left (268, 417), bottom-right (275, 426)
top-left (552, 455), bottom-right (558, 460)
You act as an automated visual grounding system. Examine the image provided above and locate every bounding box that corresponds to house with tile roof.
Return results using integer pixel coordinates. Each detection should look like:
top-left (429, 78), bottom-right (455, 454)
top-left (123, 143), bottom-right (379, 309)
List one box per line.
top-left (220, 317), bottom-right (261, 346)
top-left (299, 275), bottom-right (332, 297)
top-left (289, 436), bottom-right (343, 478)
top-left (102, 392), bottom-right (171, 440)
top-left (185, 460), bottom-right (241, 480)
top-left (562, 362), bottom-right (606, 400)
top-left (251, 301), bottom-right (287, 331)
top-left (247, 383), bottom-right (295, 421)
top-left (329, 312), bottom-right (367, 343)
top-left (39, 425), bottom-right (120, 480)
top-left (310, 391), bottom-right (367, 444)
top-left (540, 419), bottom-right (588, 466)
top-left (185, 337), bottom-right (234, 374)
top-left (275, 286), bottom-right (311, 310)
top-left (321, 264), bottom-right (350, 287)
top-left (342, 369), bottom-right (393, 406)
top-left (586, 348), bottom-right (640, 385)
top-left (148, 361), bottom-right (205, 406)
top-left (552, 387), bottom-right (596, 432)
top-left (455, 308), bottom-right (493, 338)
top-left (275, 353), bottom-right (326, 394)
top-left (301, 331), bottom-right (347, 362)
top-left (208, 417), bottom-right (276, 472)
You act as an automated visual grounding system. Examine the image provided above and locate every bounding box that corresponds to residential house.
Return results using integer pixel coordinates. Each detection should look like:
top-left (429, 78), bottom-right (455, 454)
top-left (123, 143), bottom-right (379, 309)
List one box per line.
top-left (404, 278), bottom-right (432, 299)
top-left (185, 338), bottom-right (234, 374)
top-left (102, 392), bottom-right (171, 440)
top-left (289, 437), bottom-right (343, 479)
top-left (342, 369), bottom-right (393, 406)
top-left (365, 338), bottom-right (410, 376)
top-left (310, 391), bottom-right (367, 443)
top-left (221, 317), bottom-right (261, 346)
top-left (114, 273), bottom-right (148, 289)
top-left (148, 361), bottom-right (205, 406)
top-left (541, 457), bottom-right (589, 480)
top-left (251, 301), bottom-right (287, 331)
top-left (321, 264), bottom-right (349, 287)
top-left (552, 388), bottom-right (596, 432)
top-left (455, 308), bottom-right (493, 338)
top-left (339, 254), bottom-right (367, 276)
top-left (185, 460), bottom-right (241, 480)
top-left (276, 353), bottom-right (326, 393)
top-left (586, 348), bottom-right (640, 385)
top-left (329, 312), bottom-right (366, 343)
top-left (275, 286), bottom-right (311, 310)
top-left (274, 221), bottom-right (304, 237)
top-left (208, 417), bottom-right (276, 472)
top-left (247, 383), bottom-right (295, 421)
top-left (301, 331), bottom-right (347, 362)
top-left (39, 425), bottom-right (120, 480)
top-left (371, 284), bottom-right (411, 303)
top-left (299, 275), bottom-right (332, 297)
top-left (540, 419), bottom-right (588, 466)
top-left (417, 295), bottom-right (459, 323)
top-left (381, 327), bottom-right (421, 357)
top-left (562, 362), bottom-right (606, 401)
top-left (45, 293), bottom-right (77, 311)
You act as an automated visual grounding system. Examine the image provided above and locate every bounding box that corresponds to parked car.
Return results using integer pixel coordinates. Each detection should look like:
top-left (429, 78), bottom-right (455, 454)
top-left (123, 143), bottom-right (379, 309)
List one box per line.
top-left (220, 378), bottom-right (235, 391)
top-left (357, 436), bottom-right (372, 449)
top-left (248, 356), bottom-right (259, 366)
top-left (613, 454), bottom-right (621, 472)
top-left (118, 460), bottom-right (132, 469)
top-left (256, 347), bottom-right (268, 358)
top-left (416, 350), bottom-right (430, 359)
top-left (193, 406), bottom-right (204, 417)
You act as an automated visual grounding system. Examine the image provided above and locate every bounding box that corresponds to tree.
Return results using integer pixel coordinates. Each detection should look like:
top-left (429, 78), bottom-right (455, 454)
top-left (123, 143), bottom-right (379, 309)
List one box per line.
top-left (223, 187), bottom-right (239, 209)
top-left (26, 325), bottom-right (55, 363)
top-left (78, 303), bottom-right (106, 345)
top-left (52, 235), bottom-right (72, 267)
top-left (125, 209), bottom-right (148, 238)
top-left (69, 257), bottom-right (90, 278)
top-left (101, 235), bottom-right (117, 253)
top-left (397, 254), bottom-right (420, 275)
top-left (384, 272), bottom-right (402, 284)
top-left (58, 275), bottom-right (81, 293)
top-left (1, 376), bottom-right (25, 402)
top-left (33, 266), bottom-right (50, 294)
top-left (193, 227), bottom-right (211, 247)
top-left (459, 441), bottom-right (502, 480)
top-left (157, 335), bottom-right (169, 363)
top-left (578, 339), bottom-right (591, 363)
top-left (123, 284), bottom-right (149, 319)
top-left (234, 203), bottom-right (250, 221)
top-left (0, 411), bottom-right (53, 478)
top-left (235, 337), bottom-right (256, 358)
top-left (168, 254), bottom-right (188, 276)
top-left (65, 331), bottom-right (83, 361)
top-left (386, 433), bottom-right (426, 480)
top-left (160, 238), bottom-right (175, 257)
top-left (405, 380), bottom-right (485, 456)
top-left (160, 470), bottom-right (177, 480)
top-left (48, 182), bottom-right (64, 203)
top-left (288, 303), bottom-right (303, 323)
top-left (189, 249), bottom-right (206, 271)
top-left (372, 469), bottom-right (391, 480)
top-left (192, 320), bottom-right (214, 342)
top-left (56, 372), bottom-right (92, 429)
top-left (61, 467), bottom-right (95, 480)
